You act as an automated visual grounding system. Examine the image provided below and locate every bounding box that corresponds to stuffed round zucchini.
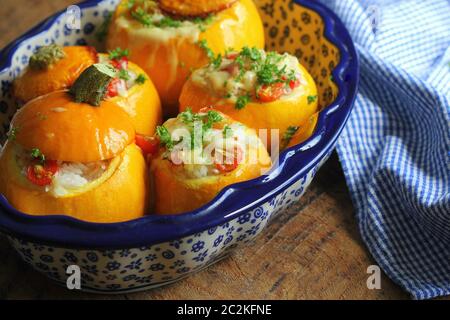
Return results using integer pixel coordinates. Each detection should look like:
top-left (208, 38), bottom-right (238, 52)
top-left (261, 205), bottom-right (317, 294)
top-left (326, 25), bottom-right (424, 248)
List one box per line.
top-left (13, 45), bottom-right (97, 103)
top-left (150, 108), bottom-right (272, 215)
top-left (13, 44), bottom-right (161, 136)
top-left (106, 0), bottom-right (264, 117)
top-left (179, 47), bottom-right (319, 150)
top-left (0, 64), bottom-right (149, 223)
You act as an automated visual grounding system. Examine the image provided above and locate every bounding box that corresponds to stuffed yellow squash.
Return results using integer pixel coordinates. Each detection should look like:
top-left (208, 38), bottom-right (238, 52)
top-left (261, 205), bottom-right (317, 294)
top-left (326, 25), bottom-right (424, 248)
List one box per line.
top-left (150, 108), bottom-right (272, 214)
top-left (0, 64), bottom-right (149, 223)
top-left (106, 0), bottom-right (264, 117)
top-left (179, 47), bottom-right (319, 150)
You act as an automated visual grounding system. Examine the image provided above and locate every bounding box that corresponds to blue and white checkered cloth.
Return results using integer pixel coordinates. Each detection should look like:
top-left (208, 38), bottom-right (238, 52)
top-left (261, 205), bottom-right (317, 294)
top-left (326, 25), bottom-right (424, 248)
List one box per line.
top-left (317, 0), bottom-right (450, 299)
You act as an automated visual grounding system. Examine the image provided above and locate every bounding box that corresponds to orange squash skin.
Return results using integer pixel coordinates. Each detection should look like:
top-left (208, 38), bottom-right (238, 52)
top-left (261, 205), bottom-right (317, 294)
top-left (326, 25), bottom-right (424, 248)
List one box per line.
top-left (150, 128), bottom-right (272, 215)
top-left (106, 0), bottom-right (264, 117)
top-left (13, 46), bottom-right (98, 103)
top-left (99, 54), bottom-right (162, 136)
top-left (11, 91), bottom-right (135, 163)
top-left (0, 143), bottom-right (148, 223)
top-left (179, 63), bottom-right (319, 150)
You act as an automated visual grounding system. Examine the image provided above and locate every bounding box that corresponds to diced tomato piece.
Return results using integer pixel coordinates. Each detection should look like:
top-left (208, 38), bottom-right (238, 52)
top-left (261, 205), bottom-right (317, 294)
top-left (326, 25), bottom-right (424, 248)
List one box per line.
top-left (281, 75), bottom-right (301, 90)
top-left (214, 146), bottom-right (243, 172)
top-left (105, 78), bottom-right (125, 98)
top-left (135, 135), bottom-right (159, 157)
top-left (226, 52), bottom-right (239, 60)
top-left (110, 57), bottom-right (128, 70)
top-left (289, 77), bottom-right (301, 89)
top-left (256, 82), bottom-right (285, 103)
top-left (26, 160), bottom-right (58, 186)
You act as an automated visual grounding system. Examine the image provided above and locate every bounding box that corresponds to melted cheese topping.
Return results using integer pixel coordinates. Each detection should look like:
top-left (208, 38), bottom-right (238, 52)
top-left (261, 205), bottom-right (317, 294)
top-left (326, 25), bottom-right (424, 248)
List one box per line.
top-left (191, 49), bottom-right (303, 103)
top-left (161, 114), bottom-right (252, 179)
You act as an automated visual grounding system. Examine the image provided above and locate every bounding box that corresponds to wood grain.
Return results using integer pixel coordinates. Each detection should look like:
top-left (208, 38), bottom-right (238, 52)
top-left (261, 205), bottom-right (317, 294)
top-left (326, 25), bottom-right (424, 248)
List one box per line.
top-left (0, 0), bottom-right (412, 300)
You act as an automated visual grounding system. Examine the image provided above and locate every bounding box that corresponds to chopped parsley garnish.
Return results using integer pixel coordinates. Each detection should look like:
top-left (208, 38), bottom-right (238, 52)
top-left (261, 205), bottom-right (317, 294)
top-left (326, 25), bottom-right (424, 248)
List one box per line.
top-left (235, 94), bottom-right (250, 110)
top-left (135, 74), bottom-right (147, 84)
top-left (203, 110), bottom-right (223, 131)
top-left (130, 5), bottom-right (212, 30)
top-left (307, 95), bottom-right (318, 104)
top-left (108, 47), bottom-right (129, 60)
top-left (155, 16), bottom-right (182, 28)
top-left (118, 69), bottom-right (130, 81)
top-left (211, 54), bottom-right (222, 69)
top-left (223, 125), bottom-right (233, 138)
top-left (179, 107), bottom-right (199, 123)
top-left (179, 108), bottom-right (223, 130)
top-left (220, 49), bottom-right (289, 86)
top-left (126, 0), bottom-right (136, 9)
top-left (193, 15), bottom-right (213, 32)
top-left (283, 126), bottom-right (299, 141)
top-left (234, 55), bottom-right (245, 69)
top-left (240, 46), bottom-right (262, 61)
top-left (131, 7), bottom-right (153, 26)
top-left (7, 127), bottom-right (20, 141)
top-left (281, 126), bottom-right (300, 148)
top-left (30, 148), bottom-right (46, 163)
top-left (256, 60), bottom-right (285, 85)
top-left (198, 39), bottom-right (214, 60)
top-left (95, 12), bottom-right (112, 42)
top-left (156, 125), bottom-right (174, 151)
top-left (284, 69), bottom-right (297, 84)
top-left (178, 108), bottom-right (224, 149)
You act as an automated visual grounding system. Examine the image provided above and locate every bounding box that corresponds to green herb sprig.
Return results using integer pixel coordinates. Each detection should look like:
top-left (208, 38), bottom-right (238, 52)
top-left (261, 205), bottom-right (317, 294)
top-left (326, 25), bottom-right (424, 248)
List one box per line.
top-left (193, 15), bottom-right (213, 32)
top-left (156, 125), bottom-right (174, 151)
top-left (155, 16), bottom-right (182, 28)
top-left (198, 40), bottom-right (215, 60)
top-left (108, 47), bottom-right (129, 60)
top-left (118, 69), bottom-right (131, 81)
top-left (223, 125), bottom-right (233, 138)
top-left (135, 74), bottom-right (147, 84)
top-left (30, 148), bottom-right (46, 163)
top-left (281, 125), bottom-right (300, 148)
top-left (235, 94), bottom-right (250, 110)
top-left (131, 7), bottom-right (153, 26)
top-left (307, 95), bottom-right (318, 104)
top-left (178, 108), bottom-right (224, 149)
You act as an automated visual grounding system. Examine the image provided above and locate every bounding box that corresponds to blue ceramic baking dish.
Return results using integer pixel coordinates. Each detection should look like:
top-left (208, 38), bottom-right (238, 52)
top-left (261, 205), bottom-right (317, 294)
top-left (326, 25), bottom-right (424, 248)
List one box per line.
top-left (0, 0), bottom-right (358, 293)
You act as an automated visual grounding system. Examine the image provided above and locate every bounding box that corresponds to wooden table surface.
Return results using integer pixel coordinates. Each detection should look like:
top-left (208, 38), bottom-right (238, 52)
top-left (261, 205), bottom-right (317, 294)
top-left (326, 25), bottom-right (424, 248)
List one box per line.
top-left (0, 0), bottom-right (413, 300)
